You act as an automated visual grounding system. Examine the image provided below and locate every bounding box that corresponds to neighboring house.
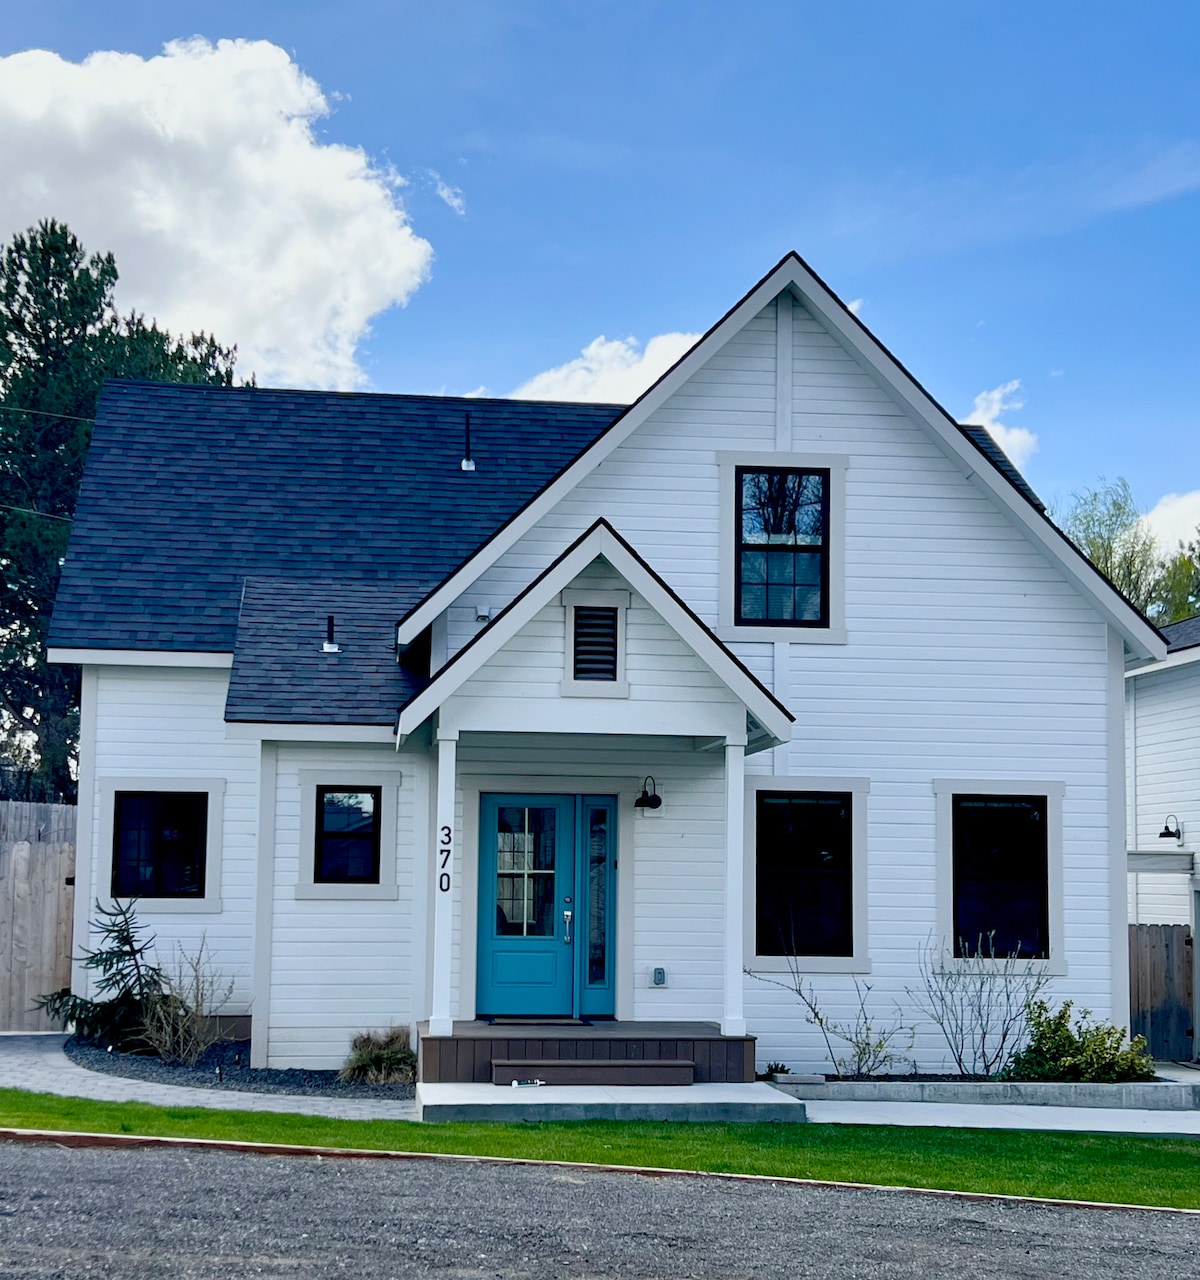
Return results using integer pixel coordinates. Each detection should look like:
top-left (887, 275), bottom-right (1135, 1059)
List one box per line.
top-left (48, 254), bottom-right (1166, 1080)
top-left (1126, 614), bottom-right (1200, 926)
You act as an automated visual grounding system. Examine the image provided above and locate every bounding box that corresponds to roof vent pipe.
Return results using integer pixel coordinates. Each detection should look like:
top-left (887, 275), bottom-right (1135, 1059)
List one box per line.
top-left (323, 614), bottom-right (341, 653)
top-left (461, 411), bottom-right (476, 472)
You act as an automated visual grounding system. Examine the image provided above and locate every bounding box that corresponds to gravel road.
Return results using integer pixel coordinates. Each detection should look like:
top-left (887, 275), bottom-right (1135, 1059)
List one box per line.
top-left (0, 1140), bottom-right (1194, 1279)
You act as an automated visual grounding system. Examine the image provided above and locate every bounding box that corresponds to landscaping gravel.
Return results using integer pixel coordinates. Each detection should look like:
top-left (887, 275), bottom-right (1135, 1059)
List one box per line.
top-left (63, 1037), bottom-right (416, 1100)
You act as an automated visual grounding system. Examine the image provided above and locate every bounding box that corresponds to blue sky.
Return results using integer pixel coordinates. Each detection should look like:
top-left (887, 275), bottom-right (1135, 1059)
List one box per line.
top-left (2, 2), bottom-right (1198, 540)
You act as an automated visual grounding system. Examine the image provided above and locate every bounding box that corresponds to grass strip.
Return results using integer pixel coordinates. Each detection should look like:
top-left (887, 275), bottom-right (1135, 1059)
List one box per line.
top-left (1, 1087), bottom-right (1197, 1209)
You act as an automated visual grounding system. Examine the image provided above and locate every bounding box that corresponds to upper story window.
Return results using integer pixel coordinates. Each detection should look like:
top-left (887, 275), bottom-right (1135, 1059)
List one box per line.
top-left (111, 790), bottom-right (208, 898)
top-left (315, 786), bottom-right (382, 885)
top-left (718, 454), bottom-right (846, 644)
top-left (736, 467), bottom-right (829, 627)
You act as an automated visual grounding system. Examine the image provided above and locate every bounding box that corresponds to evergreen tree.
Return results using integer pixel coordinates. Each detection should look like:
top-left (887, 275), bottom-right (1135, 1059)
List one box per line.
top-left (0, 219), bottom-right (245, 800)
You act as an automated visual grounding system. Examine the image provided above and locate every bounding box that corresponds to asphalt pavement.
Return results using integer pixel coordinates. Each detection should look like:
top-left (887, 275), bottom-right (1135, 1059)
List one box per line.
top-left (0, 1140), bottom-right (1194, 1279)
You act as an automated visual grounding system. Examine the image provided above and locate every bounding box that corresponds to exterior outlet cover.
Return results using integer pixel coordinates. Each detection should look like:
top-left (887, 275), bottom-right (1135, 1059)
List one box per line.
top-left (651, 966), bottom-right (667, 987)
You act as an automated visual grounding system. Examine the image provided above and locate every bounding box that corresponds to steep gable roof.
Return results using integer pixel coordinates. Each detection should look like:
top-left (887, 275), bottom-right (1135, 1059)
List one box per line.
top-left (48, 380), bottom-right (622, 652)
top-left (392, 253), bottom-right (1163, 661)
top-left (397, 519), bottom-right (795, 750)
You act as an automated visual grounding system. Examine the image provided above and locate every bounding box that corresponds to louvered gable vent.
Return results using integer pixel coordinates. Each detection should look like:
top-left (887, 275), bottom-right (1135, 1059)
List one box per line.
top-left (573, 606), bottom-right (619, 681)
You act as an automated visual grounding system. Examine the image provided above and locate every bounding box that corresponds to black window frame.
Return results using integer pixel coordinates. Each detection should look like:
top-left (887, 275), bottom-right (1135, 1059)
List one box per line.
top-left (951, 793), bottom-right (1049, 960)
top-left (314, 785), bottom-right (384, 885)
top-left (754, 789), bottom-right (854, 958)
top-left (111, 790), bottom-right (208, 899)
top-left (735, 465), bottom-right (830, 628)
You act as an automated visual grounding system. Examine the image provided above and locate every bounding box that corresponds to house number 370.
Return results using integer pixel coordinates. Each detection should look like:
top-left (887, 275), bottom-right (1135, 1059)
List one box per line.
top-left (438, 825), bottom-right (452, 893)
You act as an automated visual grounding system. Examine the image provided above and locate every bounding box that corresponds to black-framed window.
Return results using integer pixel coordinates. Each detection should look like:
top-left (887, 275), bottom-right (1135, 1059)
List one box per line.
top-left (952, 794), bottom-right (1049, 959)
top-left (111, 791), bottom-right (207, 898)
top-left (756, 791), bottom-right (853, 957)
top-left (315, 787), bottom-right (382, 884)
top-left (736, 467), bottom-right (829, 626)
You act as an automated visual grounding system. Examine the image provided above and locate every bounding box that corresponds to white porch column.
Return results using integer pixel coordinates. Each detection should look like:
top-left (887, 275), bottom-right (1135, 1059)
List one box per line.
top-left (429, 727), bottom-right (458, 1036)
top-left (722, 737), bottom-right (747, 1036)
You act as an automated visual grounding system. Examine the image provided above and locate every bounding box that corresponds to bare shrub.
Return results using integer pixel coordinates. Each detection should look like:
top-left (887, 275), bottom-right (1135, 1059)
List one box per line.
top-left (908, 934), bottom-right (1052, 1078)
top-left (139, 936), bottom-right (235, 1066)
top-left (339, 1026), bottom-right (417, 1085)
top-left (747, 960), bottom-right (914, 1078)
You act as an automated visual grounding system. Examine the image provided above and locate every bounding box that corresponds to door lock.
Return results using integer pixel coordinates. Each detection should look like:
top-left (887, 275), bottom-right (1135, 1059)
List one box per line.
top-left (563, 909), bottom-right (573, 945)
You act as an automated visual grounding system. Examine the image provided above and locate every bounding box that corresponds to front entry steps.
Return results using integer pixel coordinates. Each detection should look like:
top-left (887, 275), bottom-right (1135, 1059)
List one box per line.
top-left (418, 1020), bottom-right (756, 1086)
top-left (492, 1058), bottom-right (695, 1086)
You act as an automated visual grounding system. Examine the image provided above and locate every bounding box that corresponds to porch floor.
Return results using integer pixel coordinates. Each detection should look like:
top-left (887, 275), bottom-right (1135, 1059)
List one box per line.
top-left (417, 1020), bottom-right (757, 1085)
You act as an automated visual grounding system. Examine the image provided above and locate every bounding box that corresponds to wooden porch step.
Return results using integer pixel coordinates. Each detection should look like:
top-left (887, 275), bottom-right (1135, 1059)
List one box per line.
top-left (492, 1058), bottom-right (696, 1087)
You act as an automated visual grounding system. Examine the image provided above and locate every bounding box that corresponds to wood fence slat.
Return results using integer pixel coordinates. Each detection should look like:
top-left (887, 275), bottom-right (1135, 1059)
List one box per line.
top-left (0, 802), bottom-right (76, 1031)
top-left (1129, 922), bottom-right (1194, 1060)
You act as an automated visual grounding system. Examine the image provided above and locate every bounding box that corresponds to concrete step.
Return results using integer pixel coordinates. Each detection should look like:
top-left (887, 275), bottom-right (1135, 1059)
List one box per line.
top-left (492, 1058), bottom-right (695, 1087)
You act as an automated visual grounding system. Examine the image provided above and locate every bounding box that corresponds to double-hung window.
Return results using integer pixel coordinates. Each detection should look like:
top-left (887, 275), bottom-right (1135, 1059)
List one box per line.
top-left (295, 770), bottom-right (401, 900)
top-left (314, 787), bottom-right (382, 885)
top-left (736, 467), bottom-right (830, 627)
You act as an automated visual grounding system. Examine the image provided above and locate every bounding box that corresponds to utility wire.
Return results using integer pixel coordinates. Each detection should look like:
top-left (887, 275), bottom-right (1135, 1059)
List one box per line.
top-left (0, 503), bottom-right (71, 522)
top-left (0, 404), bottom-right (95, 425)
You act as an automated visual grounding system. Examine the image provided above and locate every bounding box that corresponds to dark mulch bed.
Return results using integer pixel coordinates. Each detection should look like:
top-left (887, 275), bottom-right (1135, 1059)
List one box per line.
top-left (64, 1037), bottom-right (416, 1100)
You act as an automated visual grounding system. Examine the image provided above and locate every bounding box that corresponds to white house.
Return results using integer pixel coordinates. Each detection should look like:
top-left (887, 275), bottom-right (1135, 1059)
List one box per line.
top-left (1126, 614), bottom-right (1199, 925)
top-left (48, 253), bottom-right (1166, 1081)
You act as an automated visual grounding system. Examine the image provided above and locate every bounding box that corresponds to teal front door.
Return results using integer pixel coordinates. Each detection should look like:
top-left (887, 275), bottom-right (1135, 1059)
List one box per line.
top-left (477, 794), bottom-right (616, 1017)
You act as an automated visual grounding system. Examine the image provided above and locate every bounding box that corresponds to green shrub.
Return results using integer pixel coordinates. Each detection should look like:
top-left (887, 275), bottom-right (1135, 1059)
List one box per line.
top-left (1003, 1000), bottom-right (1155, 1083)
top-left (339, 1026), bottom-right (417, 1085)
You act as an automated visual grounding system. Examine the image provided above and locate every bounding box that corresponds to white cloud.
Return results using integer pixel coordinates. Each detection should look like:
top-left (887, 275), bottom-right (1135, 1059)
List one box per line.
top-left (846, 298), bottom-right (864, 316)
top-left (964, 378), bottom-right (1039, 470)
top-left (0, 39), bottom-right (434, 389)
top-left (511, 332), bottom-right (700, 403)
top-left (429, 170), bottom-right (466, 216)
top-left (1143, 490), bottom-right (1200, 551)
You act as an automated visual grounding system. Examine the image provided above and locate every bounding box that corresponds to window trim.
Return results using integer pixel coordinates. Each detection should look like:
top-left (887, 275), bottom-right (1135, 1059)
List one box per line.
top-left (718, 452), bottom-right (847, 644)
top-left (559, 588), bottom-right (630, 698)
top-left (743, 774), bottom-right (870, 973)
top-left (295, 769), bottom-right (401, 900)
top-left (933, 778), bottom-right (1065, 974)
top-left (97, 777), bottom-right (224, 914)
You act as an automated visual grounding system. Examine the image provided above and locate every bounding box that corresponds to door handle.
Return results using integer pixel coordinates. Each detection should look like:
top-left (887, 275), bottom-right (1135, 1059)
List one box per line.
top-left (563, 909), bottom-right (573, 945)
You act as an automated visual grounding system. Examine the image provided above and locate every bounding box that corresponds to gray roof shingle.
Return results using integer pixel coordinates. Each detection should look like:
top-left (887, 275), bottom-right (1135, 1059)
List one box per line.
top-left (50, 381), bottom-right (623, 654)
top-left (1162, 614), bottom-right (1200, 653)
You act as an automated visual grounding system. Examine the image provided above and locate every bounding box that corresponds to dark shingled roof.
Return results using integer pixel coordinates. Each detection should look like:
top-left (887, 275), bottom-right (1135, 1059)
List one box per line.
top-left (227, 579), bottom-right (424, 725)
top-left (50, 380), bottom-right (623, 656)
top-left (1162, 614), bottom-right (1200, 654)
top-left (958, 424), bottom-right (1045, 512)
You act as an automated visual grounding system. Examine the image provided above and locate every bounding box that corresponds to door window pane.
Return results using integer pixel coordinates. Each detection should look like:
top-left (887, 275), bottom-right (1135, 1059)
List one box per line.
top-left (494, 806), bottom-right (556, 936)
top-left (586, 806), bottom-right (610, 985)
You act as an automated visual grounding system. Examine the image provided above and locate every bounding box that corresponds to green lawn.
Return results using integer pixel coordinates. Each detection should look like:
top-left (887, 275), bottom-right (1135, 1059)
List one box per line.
top-left (1, 1087), bottom-right (1197, 1210)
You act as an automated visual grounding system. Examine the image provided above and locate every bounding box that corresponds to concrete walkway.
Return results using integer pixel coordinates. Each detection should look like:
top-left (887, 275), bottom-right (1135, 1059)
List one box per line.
top-left (3, 1035), bottom-right (1200, 1133)
top-left (0, 1034), bottom-right (419, 1122)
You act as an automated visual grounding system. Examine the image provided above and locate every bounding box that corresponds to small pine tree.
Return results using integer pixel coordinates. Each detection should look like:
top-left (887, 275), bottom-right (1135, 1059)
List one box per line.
top-left (36, 899), bottom-right (164, 1048)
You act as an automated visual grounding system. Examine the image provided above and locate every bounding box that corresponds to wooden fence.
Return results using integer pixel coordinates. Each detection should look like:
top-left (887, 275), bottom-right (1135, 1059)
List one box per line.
top-left (0, 802), bottom-right (75, 1031)
top-left (1129, 923), bottom-right (1194, 1061)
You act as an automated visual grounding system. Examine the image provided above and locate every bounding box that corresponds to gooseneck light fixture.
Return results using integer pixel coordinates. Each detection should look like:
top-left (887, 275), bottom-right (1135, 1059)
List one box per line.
top-left (1159, 814), bottom-right (1183, 845)
top-left (634, 776), bottom-right (662, 810)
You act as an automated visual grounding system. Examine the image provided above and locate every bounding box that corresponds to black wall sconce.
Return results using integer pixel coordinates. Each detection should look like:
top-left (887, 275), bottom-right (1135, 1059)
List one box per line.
top-left (634, 776), bottom-right (662, 810)
top-left (1159, 814), bottom-right (1183, 845)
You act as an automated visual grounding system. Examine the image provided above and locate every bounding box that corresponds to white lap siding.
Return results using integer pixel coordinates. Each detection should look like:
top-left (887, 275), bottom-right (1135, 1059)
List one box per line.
top-left (87, 666), bottom-right (259, 1009)
top-left (1127, 663), bottom-right (1200, 850)
top-left (443, 293), bottom-right (1118, 1074)
top-left (265, 743), bottom-right (420, 1070)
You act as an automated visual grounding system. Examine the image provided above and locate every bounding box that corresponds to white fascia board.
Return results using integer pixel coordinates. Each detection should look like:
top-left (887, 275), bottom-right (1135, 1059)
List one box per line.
top-left (1124, 645), bottom-right (1200, 679)
top-left (397, 254), bottom-right (1164, 662)
top-left (397, 523), bottom-right (794, 744)
top-left (47, 647), bottom-right (233, 668)
top-left (224, 722), bottom-right (396, 743)
top-left (394, 265), bottom-right (795, 647)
